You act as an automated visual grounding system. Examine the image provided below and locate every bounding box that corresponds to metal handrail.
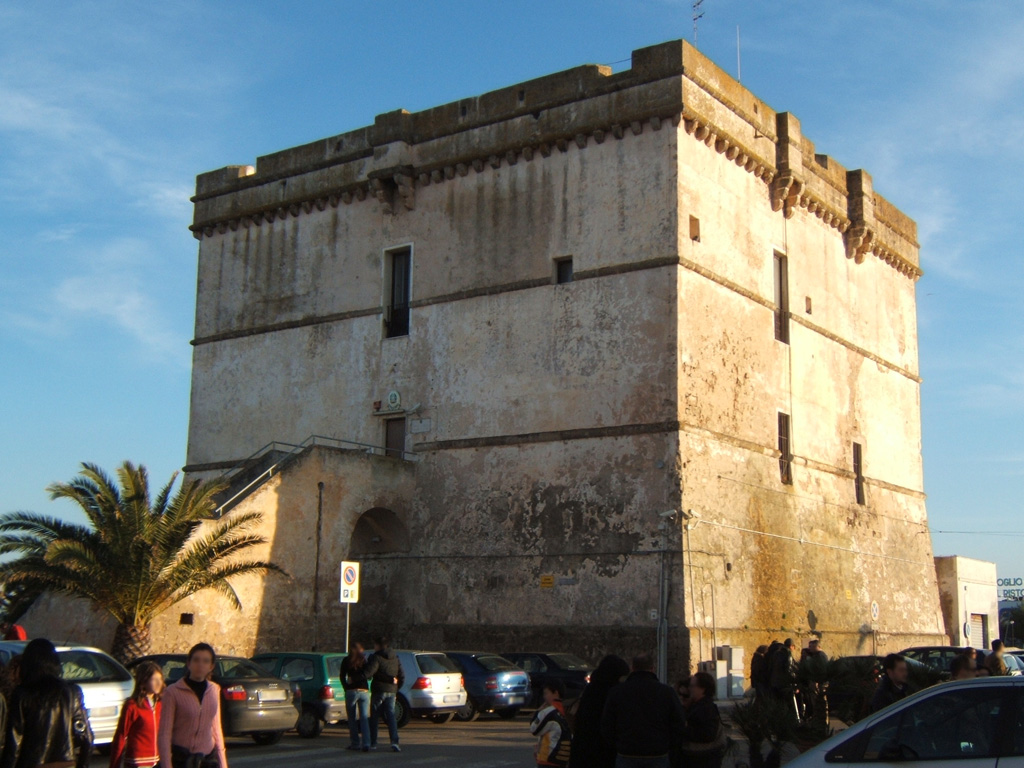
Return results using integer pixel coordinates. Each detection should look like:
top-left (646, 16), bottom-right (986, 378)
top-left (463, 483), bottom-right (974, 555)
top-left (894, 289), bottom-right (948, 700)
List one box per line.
top-left (214, 439), bottom-right (306, 483)
top-left (212, 433), bottom-right (418, 517)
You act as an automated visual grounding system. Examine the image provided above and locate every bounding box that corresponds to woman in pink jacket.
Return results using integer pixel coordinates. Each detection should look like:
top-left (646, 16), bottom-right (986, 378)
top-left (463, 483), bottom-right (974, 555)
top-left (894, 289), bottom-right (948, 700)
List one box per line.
top-left (158, 643), bottom-right (227, 768)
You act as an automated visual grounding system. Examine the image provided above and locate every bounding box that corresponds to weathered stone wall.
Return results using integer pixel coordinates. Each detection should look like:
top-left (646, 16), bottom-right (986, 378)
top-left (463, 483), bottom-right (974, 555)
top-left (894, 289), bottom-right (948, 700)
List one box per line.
top-left (671, 90), bottom-right (940, 666)
top-left (186, 117), bottom-right (678, 469)
top-left (21, 593), bottom-right (118, 650)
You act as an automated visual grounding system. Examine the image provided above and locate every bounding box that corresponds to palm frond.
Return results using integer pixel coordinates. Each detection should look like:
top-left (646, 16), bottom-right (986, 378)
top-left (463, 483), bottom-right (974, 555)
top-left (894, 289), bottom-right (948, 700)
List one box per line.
top-left (152, 473), bottom-right (179, 517)
top-left (5, 462), bottom-right (284, 631)
top-left (0, 512), bottom-right (92, 543)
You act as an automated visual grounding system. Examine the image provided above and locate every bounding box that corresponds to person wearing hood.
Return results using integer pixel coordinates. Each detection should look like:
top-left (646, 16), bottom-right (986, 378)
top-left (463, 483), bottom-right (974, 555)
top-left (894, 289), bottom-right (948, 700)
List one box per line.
top-left (567, 655), bottom-right (630, 768)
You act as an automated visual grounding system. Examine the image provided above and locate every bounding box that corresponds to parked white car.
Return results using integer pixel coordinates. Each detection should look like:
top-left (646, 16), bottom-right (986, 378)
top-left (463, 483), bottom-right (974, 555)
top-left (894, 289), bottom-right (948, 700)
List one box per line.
top-left (0, 641), bottom-right (134, 746)
top-left (788, 676), bottom-right (1024, 768)
top-left (392, 650), bottom-right (467, 726)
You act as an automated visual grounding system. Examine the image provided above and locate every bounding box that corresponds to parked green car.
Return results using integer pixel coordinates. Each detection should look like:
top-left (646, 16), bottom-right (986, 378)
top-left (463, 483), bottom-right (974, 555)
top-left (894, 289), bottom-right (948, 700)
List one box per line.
top-left (252, 651), bottom-right (347, 737)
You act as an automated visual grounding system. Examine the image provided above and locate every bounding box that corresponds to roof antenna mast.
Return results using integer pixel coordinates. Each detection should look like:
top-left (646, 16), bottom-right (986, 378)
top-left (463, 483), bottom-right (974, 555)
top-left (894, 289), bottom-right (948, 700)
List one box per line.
top-left (737, 25), bottom-right (741, 82)
top-left (692, 0), bottom-right (705, 45)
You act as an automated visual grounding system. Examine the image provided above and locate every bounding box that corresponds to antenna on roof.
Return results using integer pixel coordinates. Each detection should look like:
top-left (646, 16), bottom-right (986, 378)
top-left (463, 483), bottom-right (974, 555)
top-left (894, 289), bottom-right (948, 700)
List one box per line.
top-left (692, 0), bottom-right (705, 44)
top-left (737, 25), bottom-right (741, 82)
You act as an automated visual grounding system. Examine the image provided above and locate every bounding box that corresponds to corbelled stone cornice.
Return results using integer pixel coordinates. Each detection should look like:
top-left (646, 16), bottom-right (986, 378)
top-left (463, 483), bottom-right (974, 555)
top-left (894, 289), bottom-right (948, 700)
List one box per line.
top-left (190, 39), bottom-right (921, 280)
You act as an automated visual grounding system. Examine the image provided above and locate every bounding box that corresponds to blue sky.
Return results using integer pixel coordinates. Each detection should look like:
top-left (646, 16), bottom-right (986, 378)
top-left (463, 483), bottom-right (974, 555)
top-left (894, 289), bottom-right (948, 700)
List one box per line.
top-left (1, 1), bottom-right (1021, 577)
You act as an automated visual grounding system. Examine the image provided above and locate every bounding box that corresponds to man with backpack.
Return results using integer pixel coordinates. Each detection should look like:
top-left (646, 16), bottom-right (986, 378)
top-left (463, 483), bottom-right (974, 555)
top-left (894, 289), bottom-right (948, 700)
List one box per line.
top-left (531, 679), bottom-right (572, 767)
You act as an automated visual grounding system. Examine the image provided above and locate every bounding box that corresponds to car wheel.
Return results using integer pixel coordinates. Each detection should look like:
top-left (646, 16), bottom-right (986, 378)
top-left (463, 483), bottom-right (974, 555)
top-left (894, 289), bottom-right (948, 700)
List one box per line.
top-left (395, 695), bottom-right (411, 728)
top-left (430, 712), bottom-right (455, 724)
top-left (496, 707), bottom-right (519, 719)
top-left (295, 707), bottom-right (323, 738)
top-left (454, 699), bottom-right (480, 722)
top-left (251, 731), bottom-right (283, 746)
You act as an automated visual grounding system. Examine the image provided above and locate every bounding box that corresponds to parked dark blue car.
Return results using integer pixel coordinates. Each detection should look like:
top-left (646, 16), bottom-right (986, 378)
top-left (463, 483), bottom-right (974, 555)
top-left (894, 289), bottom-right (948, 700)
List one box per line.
top-left (502, 652), bottom-right (592, 708)
top-left (445, 651), bottom-right (530, 721)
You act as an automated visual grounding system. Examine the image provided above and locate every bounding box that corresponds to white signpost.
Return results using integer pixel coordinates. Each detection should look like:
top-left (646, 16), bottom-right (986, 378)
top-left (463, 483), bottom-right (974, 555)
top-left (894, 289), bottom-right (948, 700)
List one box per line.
top-left (340, 561), bottom-right (360, 653)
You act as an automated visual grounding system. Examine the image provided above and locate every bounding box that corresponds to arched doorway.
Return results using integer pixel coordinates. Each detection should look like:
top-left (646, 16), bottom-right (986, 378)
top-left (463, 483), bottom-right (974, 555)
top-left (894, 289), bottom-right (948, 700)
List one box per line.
top-left (349, 507), bottom-right (411, 555)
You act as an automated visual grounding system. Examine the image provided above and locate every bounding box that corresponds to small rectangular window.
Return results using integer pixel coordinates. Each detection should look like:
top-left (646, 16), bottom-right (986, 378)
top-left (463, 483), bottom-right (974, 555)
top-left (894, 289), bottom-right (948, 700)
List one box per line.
top-left (774, 252), bottom-right (790, 343)
top-left (778, 412), bottom-right (792, 485)
top-left (179, 613), bottom-right (194, 625)
top-left (385, 418), bottom-right (406, 459)
top-left (555, 257), bottom-right (573, 284)
top-left (689, 215), bottom-right (701, 242)
top-left (853, 442), bottom-right (865, 505)
top-left (385, 247), bottom-right (411, 338)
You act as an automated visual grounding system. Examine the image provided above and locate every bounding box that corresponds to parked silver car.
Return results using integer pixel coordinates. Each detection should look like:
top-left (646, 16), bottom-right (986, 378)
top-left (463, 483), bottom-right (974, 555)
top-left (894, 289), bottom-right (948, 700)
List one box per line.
top-left (787, 676), bottom-right (1024, 768)
top-left (129, 654), bottom-right (298, 744)
top-left (391, 650), bottom-right (467, 726)
top-left (0, 641), bottom-right (134, 746)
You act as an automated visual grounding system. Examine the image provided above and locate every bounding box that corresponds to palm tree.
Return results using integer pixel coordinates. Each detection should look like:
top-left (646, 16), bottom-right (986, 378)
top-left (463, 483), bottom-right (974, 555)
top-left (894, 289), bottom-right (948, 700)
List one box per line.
top-left (0, 461), bottom-right (286, 664)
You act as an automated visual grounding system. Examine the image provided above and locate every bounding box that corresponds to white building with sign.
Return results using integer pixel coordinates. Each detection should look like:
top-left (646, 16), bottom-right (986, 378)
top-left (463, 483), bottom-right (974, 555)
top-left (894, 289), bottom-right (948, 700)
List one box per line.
top-left (934, 556), bottom-right (998, 648)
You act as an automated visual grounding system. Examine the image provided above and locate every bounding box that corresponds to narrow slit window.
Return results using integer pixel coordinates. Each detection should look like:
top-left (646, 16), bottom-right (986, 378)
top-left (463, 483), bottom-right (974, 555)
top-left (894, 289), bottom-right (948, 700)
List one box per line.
top-left (689, 215), bottom-right (701, 242)
top-left (385, 248), bottom-right (411, 338)
top-left (385, 418), bottom-right (406, 459)
top-left (555, 257), bottom-right (573, 284)
top-left (853, 442), bottom-right (865, 505)
top-left (774, 252), bottom-right (790, 343)
top-left (778, 412), bottom-right (793, 485)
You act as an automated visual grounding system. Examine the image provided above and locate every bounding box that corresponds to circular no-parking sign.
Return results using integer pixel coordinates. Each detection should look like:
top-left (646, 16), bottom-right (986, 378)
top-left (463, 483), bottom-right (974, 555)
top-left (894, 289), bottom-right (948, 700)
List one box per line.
top-left (340, 561), bottom-right (360, 603)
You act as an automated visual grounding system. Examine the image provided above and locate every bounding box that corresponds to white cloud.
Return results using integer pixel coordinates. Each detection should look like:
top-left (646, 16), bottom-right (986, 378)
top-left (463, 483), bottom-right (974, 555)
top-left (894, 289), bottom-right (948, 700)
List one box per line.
top-left (37, 226), bottom-right (81, 243)
top-left (54, 275), bottom-right (183, 361)
top-left (136, 181), bottom-right (196, 226)
top-left (1, 238), bottom-right (190, 367)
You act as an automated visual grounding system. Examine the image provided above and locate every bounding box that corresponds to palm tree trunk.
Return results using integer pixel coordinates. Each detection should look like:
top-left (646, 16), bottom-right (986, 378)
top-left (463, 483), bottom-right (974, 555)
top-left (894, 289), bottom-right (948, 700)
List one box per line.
top-left (112, 622), bottom-right (151, 665)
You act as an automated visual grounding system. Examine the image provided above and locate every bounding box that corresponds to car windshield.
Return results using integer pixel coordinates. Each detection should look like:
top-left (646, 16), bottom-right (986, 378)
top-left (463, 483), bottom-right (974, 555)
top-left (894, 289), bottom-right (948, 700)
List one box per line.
top-left (217, 658), bottom-right (270, 679)
top-left (59, 650), bottom-right (131, 683)
top-left (475, 655), bottom-right (519, 672)
top-left (547, 654), bottom-right (590, 670)
top-left (417, 654), bottom-right (459, 674)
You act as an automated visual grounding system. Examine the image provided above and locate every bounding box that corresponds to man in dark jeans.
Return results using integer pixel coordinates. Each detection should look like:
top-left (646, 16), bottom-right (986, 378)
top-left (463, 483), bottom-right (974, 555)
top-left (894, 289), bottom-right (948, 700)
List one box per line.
top-left (370, 637), bottom-right (405, 752)
top-left (601, 653), bottom-right (685, 768)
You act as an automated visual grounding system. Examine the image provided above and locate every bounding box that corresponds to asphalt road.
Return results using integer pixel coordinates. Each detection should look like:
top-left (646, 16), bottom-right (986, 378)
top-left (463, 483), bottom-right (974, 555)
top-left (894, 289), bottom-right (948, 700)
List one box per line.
top-left (92, 717), bottom-right (537, 767)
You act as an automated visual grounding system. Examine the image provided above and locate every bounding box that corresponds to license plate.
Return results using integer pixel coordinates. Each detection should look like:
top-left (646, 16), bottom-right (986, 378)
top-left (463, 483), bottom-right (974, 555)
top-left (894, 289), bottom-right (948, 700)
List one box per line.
top-left (88, 706), bottom-right (118, 718)
top-left (443, 694), bottom-right (460, 703)
top-left (507, 696), bottom-right (524, 705)
top-left (258, 689), bottom-right (287, 702)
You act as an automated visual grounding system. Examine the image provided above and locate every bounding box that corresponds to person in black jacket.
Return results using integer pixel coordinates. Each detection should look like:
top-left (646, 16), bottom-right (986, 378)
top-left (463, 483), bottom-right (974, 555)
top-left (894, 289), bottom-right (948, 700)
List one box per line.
top-left (566, 654), bottom-right (629, 768)
top-left (749, 645), bottom-right (770, 702)
top-left (369, 637), bottom-right (404, 753)
top-left (340, 643), bottom-right (379, 752)
top-left (674, 672), bottom-right (725, 768)
top-left (601, 654), bottom-right (684, 768)
top-left (769, 639), bottom-right (797, 701)
top-left (1, 637), bottom-right (92, 768)
top-left (868, 654), bottom-right (913, 714)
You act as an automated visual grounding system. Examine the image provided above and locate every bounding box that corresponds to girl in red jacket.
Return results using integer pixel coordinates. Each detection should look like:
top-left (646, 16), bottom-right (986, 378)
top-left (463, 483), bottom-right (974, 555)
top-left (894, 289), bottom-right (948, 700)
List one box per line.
top-left (110, 661), bottom-right (164, 768)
